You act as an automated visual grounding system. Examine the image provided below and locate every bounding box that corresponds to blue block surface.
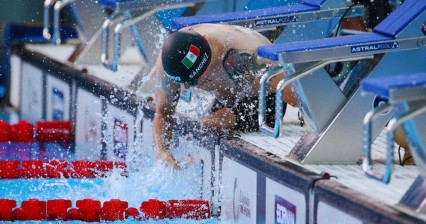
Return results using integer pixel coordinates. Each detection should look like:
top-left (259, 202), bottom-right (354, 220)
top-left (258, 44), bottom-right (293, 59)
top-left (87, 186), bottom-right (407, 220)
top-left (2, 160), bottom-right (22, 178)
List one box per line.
top-left (98, 0), bottom-right (212, 9)
top-left (245, 0), bottom-right (300, 10)
top-left (0, 86), bottom-right (5, 98)
top-left (373, 0), bottom-right (426, 37)
top-left (98, 0), bottom-right (135, 8)
top-left (257, 0), bottom-right (426, 61)
top-left (172, 3), bottom-right (318, 30)
top-left (155, 8), bottom-right (187, 30)
top-left (257, 32), bottom-right (392, 61)
top-left (362, 73), bottom-right (426, 98)
top-left (301, 0), bottom-right (325, 7)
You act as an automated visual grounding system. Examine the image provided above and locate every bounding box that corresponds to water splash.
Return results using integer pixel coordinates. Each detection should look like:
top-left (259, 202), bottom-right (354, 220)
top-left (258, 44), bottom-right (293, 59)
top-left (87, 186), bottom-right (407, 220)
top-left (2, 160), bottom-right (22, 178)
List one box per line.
top-left (0, 141), bottom-right (216, 223)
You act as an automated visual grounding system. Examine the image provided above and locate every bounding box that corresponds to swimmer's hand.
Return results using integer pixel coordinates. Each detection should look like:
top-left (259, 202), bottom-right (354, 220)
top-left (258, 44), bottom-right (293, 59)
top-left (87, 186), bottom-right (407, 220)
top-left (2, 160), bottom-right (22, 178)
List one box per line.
top-left (178, 154), bottom-right (194, 169)
top-left (157, 150), bottom-right (194, 170)
top-left (157, 149), bottom-right (180, 169)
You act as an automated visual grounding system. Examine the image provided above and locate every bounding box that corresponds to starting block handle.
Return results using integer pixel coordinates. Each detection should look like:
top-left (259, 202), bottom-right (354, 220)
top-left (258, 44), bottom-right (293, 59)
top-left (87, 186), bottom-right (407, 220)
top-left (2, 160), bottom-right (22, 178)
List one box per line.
top-left (56, 0), bottom-right (88, 44)
top-left (53, 0), bottom-right (78, 45)
top-left (43, 0), bottom-right (57, 40)
top-left (363, 104), bottom-right (426, 184)
top-left (101, 1), bottom-right (196, 71)
top-left (100, 9), bottom-right (156, 71)
top-left (44, 0), bottom-right (87, 44)
top-left (259, 56), bottom-right (369, 137)
top-left (101, 14), bottom-right (120, 71)
top-left (258, 66), bottom-right (285, 137)
top-left (361, 102), bottom-right (394, 184)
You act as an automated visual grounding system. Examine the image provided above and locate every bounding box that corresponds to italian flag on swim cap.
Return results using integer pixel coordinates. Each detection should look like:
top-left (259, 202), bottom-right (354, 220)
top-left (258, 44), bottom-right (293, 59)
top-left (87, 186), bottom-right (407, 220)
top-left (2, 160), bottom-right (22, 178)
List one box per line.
top-left (181, 45), bottom-right (200, 69)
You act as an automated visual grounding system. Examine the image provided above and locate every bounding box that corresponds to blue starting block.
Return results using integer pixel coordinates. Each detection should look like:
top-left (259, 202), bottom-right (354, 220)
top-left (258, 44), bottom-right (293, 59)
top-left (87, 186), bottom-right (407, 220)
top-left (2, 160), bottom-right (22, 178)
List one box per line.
top-left (171, 0), bottom-right (364, 46)
top-left (98, 0), bottom-right (227, 71)
top-left (362, 73), bottom-right (426, 102)
top-left (171, 0), bottom-right (363, 33)
top-left (39, 0), bottom-right (108, 64)
top-left (1, 23), bottom-right (78, 100)
top-left (362, 72), bottom-right (426, 213)
top-left (256, 0), bottom-right (426, 164)
top-left (43, 0), bottom-right (88, 45)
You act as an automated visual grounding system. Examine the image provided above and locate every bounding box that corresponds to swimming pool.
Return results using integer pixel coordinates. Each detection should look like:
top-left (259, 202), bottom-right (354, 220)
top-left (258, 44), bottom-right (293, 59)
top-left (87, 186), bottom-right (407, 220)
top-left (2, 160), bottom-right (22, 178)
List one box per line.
top-left (0, 135), bottom-right (218, 223)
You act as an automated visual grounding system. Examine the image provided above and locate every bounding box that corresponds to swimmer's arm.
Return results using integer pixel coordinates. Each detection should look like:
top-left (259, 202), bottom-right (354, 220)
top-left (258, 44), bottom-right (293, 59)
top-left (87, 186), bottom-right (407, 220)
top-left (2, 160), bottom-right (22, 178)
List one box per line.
top-left (153, 78), bottom-right (181, 169)
top-left (202, 108), bottom-right (236, 130)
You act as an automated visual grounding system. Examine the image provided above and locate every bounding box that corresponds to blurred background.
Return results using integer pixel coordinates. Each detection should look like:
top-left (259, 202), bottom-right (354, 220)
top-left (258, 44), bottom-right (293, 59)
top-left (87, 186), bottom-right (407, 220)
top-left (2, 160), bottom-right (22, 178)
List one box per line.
top-left (0, 0), bottom-right (44, 58)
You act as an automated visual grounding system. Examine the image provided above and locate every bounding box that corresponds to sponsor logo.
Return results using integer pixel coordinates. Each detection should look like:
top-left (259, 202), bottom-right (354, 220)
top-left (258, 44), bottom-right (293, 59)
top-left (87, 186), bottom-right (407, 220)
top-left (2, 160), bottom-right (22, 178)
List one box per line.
top-left (30, 87), bottom-right (40, 112)
top-left (165, 72), bottom-right (182, 82)
top-left (182, 45), bottom-right (200, 69)
top-left (166, 52), bottom-right (209, 83)
top-left (52, 88), bottom-right (64, 120)
top-left (255, 16), bottom-right (299, 26)
top-left (233, 178), bottom-right (239, 222)
top-left (350, 41), bottom-right (399, 53)
top-left (84, 107), bottom-right (98, 143)
top-left (275, 195), bottom-right (296, 224)
top-left (233, 177), bottom-right (252, 223)
top-left (40, 128), bottom-right (70, 135)
top-left (113, 119), bottom-right (128, 160)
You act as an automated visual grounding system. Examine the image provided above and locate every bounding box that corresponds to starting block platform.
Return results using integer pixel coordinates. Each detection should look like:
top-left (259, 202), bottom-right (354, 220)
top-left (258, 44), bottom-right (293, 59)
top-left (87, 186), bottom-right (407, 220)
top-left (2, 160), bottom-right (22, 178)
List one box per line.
top-left (171, 0), bottom-right (363, 31)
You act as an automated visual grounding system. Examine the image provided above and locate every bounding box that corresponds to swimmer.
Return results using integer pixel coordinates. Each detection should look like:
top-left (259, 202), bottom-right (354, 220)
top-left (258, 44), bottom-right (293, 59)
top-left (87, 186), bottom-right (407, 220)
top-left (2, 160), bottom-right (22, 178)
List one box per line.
top-left (152, 24), bottom-right (297, 169)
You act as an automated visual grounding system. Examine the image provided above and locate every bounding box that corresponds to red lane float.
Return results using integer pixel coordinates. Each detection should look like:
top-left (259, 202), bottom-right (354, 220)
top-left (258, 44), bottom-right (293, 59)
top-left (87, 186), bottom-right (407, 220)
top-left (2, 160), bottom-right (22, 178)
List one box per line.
top-left (9, 120), bottom-right (34, 143)
top-left (0, 120), bottom-right (71, 143)
top-left (12, 199), bottom-right (47, 220)
top-left (21, 160), bottom-right (45, 178)
top-left (141, 199), bottom-right (211, 220)
top-left (125, 207), bottom-right (140, 220)
top-left (47, 199), bottom-right (72, 220)
top-left (0, 199), bottom-right (16, 221)
top-left (93, 161), bottom-right (114, 177)
top-left (0, 198), bottom-right (210, 221)
top-left (100, 199), bottom-right (128, 221)
top-left (0, 160), bottom-right (127, 179)
top-left (36, 121), bottom-right (72, 143)
top-left (46, 160), bottom-right (70, 178)
top-left (0, 160), bottom-right (20, 178)
top-left (70, 160), bottom-right (97, 178)
top-left (0, 121), bottom-right (10, 142)
top-left (68, 199), bottom-right (102, 222)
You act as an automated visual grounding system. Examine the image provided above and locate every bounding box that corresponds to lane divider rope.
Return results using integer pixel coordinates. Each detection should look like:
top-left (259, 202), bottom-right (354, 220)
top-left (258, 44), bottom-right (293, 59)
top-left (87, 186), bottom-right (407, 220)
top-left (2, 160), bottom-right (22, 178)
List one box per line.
top-left (0, 198), bottom-right (211, 221)
top-left (0, 120), bottom-right (72, 143)
top-left (0, 160), bottom-right (127, 178)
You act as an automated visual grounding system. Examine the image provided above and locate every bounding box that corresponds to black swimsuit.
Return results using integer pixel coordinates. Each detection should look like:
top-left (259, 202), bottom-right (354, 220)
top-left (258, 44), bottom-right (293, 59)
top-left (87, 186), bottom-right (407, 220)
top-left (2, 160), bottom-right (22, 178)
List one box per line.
top-left (210, 93), bottom-right (286, 132)
top-left (212, 48), bottom-right (286, 132)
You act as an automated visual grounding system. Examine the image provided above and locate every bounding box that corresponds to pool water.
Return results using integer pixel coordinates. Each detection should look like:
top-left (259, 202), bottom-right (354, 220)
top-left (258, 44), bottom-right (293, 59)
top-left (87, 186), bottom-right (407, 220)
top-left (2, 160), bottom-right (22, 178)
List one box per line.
top-left (0, 134), bottom-right (219, 223)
